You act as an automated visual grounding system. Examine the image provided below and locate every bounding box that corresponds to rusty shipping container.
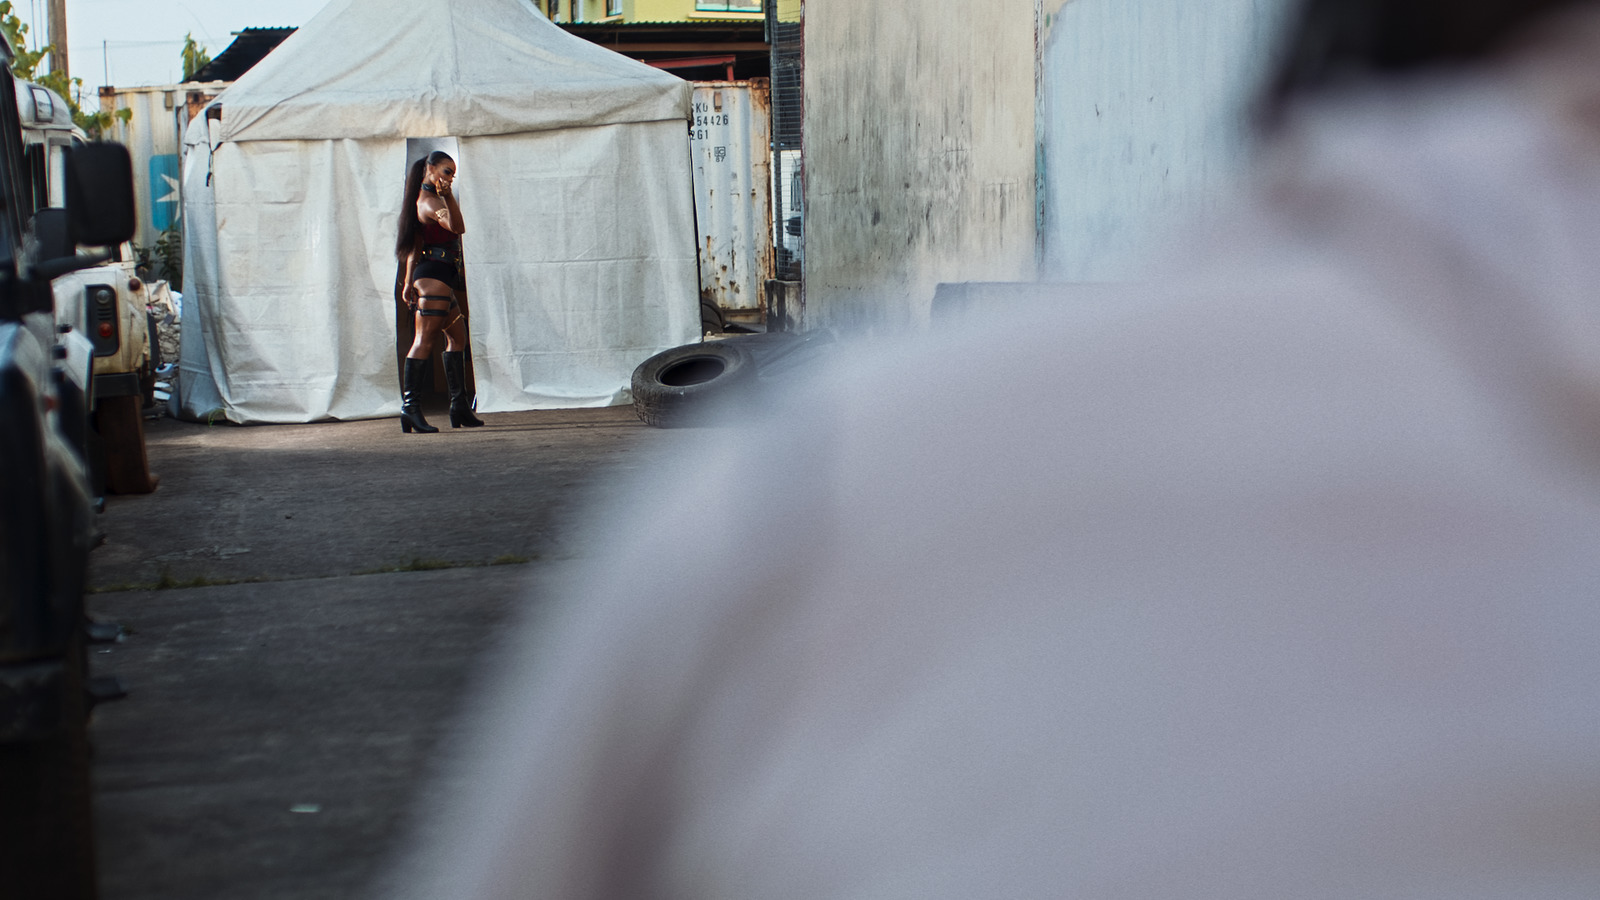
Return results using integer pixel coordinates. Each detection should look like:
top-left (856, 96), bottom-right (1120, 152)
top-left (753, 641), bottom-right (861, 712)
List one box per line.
top-left (99, 82), bottom-right (227, 259)
top-left (690, 80), bottom-right (773, 329)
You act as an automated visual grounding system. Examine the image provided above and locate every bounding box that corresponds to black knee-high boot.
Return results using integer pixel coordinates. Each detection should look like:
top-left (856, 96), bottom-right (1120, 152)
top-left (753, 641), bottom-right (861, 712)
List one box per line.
top-left (400, 357), bottom-right (438, 434)
top-left (443, 350), bottom-right (484, 428)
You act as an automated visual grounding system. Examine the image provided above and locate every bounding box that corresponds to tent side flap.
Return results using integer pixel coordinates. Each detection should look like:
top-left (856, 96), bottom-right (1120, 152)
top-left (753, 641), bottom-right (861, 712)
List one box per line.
top-left (187, 137), bottom-right (405, 424)
top-left (460, 123), bottom-right (700, 412)
top-left (183, 128), bottom-right (700, 422)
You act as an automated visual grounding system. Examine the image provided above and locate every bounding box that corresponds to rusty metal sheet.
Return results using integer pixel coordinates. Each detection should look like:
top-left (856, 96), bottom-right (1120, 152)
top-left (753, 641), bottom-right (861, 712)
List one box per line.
top-left (103, 83), bottom-right (225, 251)
top-left (690, 79), bottom-right (773, 324)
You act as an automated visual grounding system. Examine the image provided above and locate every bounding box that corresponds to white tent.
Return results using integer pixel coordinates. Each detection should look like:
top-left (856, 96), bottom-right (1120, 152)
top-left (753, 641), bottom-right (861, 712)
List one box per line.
top-left (178, 0), bottom-right (699, 423)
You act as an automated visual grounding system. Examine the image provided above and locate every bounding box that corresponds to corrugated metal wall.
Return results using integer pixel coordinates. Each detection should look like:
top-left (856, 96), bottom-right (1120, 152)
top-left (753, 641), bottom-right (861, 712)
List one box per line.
top-left (799, 0), bottom-right (1037, 331)
top-left (1038, 0), bottom-right (1289, 282)
top-left (103, 84), bottom-right (226, 254)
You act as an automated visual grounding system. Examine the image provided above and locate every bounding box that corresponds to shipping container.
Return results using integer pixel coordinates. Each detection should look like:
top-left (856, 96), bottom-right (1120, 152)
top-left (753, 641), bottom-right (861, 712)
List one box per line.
top-left (690, 79), bottom-right (773, 329)
top-left (98, 83), bottom-right (227, 261)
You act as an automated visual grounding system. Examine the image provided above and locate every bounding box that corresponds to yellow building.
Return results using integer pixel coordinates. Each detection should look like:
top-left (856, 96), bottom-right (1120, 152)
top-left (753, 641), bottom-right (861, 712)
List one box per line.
top-left (536, 0), bottom-right (763, 24)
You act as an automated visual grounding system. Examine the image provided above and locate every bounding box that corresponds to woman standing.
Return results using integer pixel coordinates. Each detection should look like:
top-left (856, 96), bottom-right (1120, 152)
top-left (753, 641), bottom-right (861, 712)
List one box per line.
top-left (394, 150), bottom-right (484, 433)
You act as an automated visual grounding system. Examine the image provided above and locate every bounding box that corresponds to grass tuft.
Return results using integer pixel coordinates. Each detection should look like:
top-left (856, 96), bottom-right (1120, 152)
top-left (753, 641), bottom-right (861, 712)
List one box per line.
top-left (91, 554), bottom-right (542, 592)
top-left (396, 558), bottom-right (454, 572)
top-left (90, 569), bottom-right (264, 593)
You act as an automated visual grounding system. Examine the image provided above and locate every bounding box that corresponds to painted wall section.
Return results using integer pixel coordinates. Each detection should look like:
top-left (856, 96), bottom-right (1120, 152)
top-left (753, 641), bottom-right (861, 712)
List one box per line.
top-left (802, 0), bottom-right (1037, 330)
top-left (1039, 0), bottom-right (1290, 281)
top-left (556, 0), bottom-right (764, 22)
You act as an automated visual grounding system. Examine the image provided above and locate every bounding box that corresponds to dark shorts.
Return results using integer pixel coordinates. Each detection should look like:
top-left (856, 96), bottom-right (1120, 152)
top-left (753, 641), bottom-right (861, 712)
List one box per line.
top-left (413, 258), bottom-right (462, 289)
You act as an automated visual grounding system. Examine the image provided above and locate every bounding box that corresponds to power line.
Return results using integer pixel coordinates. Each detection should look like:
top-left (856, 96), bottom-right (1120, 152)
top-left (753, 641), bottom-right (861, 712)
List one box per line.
top-left (74, 39), bottom-right (187, 48)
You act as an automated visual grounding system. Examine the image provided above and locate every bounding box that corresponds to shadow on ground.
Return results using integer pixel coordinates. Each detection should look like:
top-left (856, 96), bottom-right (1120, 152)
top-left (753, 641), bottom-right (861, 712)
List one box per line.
top-left (87, 407), bottom-right (691, 900)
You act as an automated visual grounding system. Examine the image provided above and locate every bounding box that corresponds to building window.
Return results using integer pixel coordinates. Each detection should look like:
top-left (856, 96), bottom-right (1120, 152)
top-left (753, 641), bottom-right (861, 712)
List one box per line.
top-left (696, 0), bottom-right (762, 11)
top-left (607, 0), bottom-right (622, 13)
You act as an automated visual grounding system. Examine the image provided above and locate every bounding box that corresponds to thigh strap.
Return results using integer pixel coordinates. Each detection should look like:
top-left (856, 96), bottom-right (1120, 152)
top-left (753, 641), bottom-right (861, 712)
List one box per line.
top-left (417, 293), bottom-right (457, 318)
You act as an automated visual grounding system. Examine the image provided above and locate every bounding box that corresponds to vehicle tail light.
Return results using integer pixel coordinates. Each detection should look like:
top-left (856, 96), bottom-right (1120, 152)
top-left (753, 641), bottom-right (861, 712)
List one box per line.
top-left (88, 284), bottom-right (119, 356)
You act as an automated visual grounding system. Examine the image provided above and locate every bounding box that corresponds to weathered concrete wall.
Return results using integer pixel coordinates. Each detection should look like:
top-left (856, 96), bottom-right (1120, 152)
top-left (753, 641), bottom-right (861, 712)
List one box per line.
top-left (1039, 0), bottom-right (1289, 282)
top-left (801, 0), bottom-right (1037, 331)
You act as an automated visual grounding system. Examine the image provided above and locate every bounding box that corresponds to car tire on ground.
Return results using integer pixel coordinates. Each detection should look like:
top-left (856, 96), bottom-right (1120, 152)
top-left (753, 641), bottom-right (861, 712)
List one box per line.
top-left (700, 300), bottom-right (726, 335)
top-left (631, 341), bottom-right (756, 428)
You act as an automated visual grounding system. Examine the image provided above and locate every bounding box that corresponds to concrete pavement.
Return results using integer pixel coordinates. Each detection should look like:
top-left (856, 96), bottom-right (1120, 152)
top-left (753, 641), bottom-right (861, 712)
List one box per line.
top-left (85, 407), bottom-right (689, 900)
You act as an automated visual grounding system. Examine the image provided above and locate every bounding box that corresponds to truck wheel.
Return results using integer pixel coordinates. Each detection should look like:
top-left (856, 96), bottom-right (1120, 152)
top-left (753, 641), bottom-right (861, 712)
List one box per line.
top-left (0, 385), bottom-right (97, 899)
top-left (0, 633), bottom-right (97, 900)
top-left (631, 342), bottom-right (756, 427)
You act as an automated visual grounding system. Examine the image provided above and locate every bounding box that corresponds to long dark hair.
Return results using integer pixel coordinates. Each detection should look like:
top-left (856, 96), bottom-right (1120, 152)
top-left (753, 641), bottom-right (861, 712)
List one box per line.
top-left (395, 150), bottom-right (454, 261)
top-left (1262, 0), bottom-right (1587, 120)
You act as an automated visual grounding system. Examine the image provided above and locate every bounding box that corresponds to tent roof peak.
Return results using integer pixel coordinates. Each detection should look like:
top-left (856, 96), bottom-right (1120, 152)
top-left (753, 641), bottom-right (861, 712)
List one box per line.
top-left (219, 0), bottom-right (689, 143)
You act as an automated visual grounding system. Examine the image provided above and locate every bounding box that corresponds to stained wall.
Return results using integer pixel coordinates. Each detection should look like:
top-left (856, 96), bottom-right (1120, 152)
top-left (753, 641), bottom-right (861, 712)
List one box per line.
top-left (1038, 0), bottom-right (1289, 281)
top-left (800, 0), bottom-right (1038, 330)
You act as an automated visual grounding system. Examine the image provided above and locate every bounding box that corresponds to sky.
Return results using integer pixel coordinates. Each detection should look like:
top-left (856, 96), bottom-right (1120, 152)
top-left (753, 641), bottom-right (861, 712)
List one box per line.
top-left (9, 0), bottom-right (331, 97)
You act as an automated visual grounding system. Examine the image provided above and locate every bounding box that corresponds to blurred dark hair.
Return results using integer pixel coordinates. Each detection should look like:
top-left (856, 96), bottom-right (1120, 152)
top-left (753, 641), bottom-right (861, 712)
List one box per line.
top-left (1262, 0), bottom-right (1588, 120)
top-left (395, 151), bottom-right (454, 261)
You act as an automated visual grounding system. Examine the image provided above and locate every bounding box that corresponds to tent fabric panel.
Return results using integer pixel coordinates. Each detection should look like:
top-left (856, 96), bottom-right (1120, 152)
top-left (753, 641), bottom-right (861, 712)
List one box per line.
top-left (177, 112), bottom-right (229, 421)
top-left (226, 81), bottom-right (690, 146)
top-left (180, 121), bottom-right (698, 423)
top-left (203, 137), bottom-right (405, 424)
top-left (220, 0), bottom-right (691, 143)
top-left (458, 122), bottom-right (699, 411)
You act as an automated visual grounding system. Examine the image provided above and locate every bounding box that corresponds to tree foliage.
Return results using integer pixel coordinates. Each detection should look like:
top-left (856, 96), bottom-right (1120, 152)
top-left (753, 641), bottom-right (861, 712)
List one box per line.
top-left (181, 33), bottom-right (211, 82)
top-left (0, 1), bottom-right (131, 138)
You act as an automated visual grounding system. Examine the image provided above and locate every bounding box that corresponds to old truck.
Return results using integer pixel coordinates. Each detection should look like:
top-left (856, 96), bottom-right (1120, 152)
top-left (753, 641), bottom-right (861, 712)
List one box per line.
top-left (0, 51), bottom-right (138, 900)
top-left (17, 79), bottom-right (158, 495)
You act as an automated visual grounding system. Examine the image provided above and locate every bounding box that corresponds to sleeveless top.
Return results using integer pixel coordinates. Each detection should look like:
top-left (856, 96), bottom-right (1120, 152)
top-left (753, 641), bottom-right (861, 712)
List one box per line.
top-left (421, 218), bottom-right (456, 245)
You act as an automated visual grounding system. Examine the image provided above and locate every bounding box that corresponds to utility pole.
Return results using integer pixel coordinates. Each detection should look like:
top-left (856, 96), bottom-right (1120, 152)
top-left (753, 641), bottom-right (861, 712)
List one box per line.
top-left (47, 0), bottom-right (67, 80)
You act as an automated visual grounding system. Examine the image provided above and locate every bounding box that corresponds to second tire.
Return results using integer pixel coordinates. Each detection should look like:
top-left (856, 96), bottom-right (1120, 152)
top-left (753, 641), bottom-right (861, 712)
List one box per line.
top-left (630, 341), bottom-right (757, 427)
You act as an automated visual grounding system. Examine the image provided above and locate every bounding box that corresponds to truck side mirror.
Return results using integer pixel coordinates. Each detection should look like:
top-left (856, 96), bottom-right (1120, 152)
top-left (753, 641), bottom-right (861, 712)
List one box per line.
top-left (65, 143), bottom-right (136, 247)
top-left (32, 207), bottom-right (72, 260)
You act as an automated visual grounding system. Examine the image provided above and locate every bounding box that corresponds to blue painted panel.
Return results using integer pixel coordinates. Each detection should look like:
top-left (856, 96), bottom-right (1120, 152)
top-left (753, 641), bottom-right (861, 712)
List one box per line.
top-left (150, 154), bottom-right (181, 232)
